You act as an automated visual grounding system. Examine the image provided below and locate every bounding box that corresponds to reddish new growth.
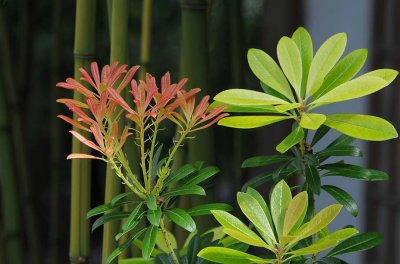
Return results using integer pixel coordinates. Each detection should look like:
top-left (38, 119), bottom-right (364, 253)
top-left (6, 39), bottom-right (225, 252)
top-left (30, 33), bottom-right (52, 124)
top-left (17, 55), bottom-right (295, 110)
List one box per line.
top-left (57, 62), bottom-right (228, 161)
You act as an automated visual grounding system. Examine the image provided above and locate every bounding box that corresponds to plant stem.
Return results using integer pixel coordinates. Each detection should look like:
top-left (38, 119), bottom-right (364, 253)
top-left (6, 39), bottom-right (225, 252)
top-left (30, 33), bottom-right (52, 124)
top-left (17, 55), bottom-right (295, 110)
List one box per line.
top-left (147, 122), bottom-right (159, 187)
top-left (160, 217), bottom-right (180, 264)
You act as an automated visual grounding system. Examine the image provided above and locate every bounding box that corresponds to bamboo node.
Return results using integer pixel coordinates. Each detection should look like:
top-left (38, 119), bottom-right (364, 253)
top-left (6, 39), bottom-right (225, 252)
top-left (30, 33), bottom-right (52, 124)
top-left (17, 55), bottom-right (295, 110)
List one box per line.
top-left (69, 255), bottom-right (90, 264)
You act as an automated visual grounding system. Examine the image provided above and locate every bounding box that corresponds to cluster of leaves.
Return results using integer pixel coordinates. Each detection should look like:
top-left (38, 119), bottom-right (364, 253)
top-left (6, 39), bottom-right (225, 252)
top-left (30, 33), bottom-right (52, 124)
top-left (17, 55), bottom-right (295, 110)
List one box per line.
top-left (199, 180), bottom-right (383, 263)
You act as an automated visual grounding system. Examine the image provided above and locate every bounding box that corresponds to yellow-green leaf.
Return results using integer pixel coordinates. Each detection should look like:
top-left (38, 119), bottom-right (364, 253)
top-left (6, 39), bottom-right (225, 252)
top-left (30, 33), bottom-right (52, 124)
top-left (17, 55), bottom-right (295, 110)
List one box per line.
top-left (324, 114), bottom-right (398, 141)
top-left (214, 89), bottom-right (289, 106)
top-left (300, 113), bottom-right (326, 130)
top-left (292, 27), bottom-right (313, 97)
top-left (198, 247), bottom-right (274, 264)
top-left (306, 33), bottom-right (347, 97)
top-left (247, 48), bottom-right (295, 101)
top-left (271, 180), bottom-right (292, 237)
top-left (276, 126), bottom-right (304, 154)
top-left (290, 239), bottom-right (339, 255)
top-left (218, 116), bottom-right (293, 129)
top-left (364, 68), bottom-right (398, 82)
top-left (222, 228), bottom-right (272, 250)
top-left (319, 228), bottom-right (359, 243)
top-left (274, 103), bottom-right (301, 113)
top-left (155, 230), bottom-right (177, 253)
top-left (277, 36), bottom-right (303, 96)
top-left (283, 191), bottom-right (308, 236)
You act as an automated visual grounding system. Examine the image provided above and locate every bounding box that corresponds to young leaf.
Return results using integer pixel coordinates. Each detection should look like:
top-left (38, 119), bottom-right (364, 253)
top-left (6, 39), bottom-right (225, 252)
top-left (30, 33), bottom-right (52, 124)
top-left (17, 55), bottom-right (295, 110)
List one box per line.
top-left (274, 103), bottom-right (301, 113)
top-left (115, 212), bottom-right (145, 241)
top-left (237, 192), bottom-right (276, 244)
top-left (327, 232), bottom-right (383, 257)
top-left (211, 100), bottom-right (279, 113)
top-left (317, 145), bottom-right (362, 158)
top-left (218, 115), bottom-right (293, 129)
top-left (198, 247), bottom-right (274, 264)
top-left (163, 163), bottom-right (197, 186)
top-left (290, 239), bottom-right (339, 255)
top-left (322, 185), bottom-right (358, 217)
top-left (292, 27), bottom-right (313, 97)
top-left (324, 114), bottom-right (398, 141)
top-left (271, 180), bottom-right (292, 237)
top-left (313, 49), bottom-right (368, 100)
top-left (92, 212), bottom-right (131, 232)
top-left (247, 48), bottom-right (295, 102)
top-left (181, 166), bottom-right (219, 185)
top-left (276, 126), bottom-right (304, 153)
top-left (311, 125), bottom-right (330, 146)
top-left (245, 187), bottom-right (273, 227)
top-left (162, 185), bottom-right (205, 200)
top-left (283, 191), bottom-right (308, 236)
top-left (300, 113), bottom-right (326, 130)
top-left (155, 230), bottom-right (177, 253)
top-left (277, 36), bottom-right (303, 95)
top-left (305, 162), bottom-right (321, 195)
top-left (222, 228), bottom-right (272, 249)
top-left (306, 33), bottom-right (347, 97)
top-left (364, 68), bottom-right (398, 82)
top-left (165, 208), bottom-right (196, 232)
top-left (260, 82), bottom-right (291, 102)
top-left (122, 202), bottom-right (143, 231)
top-left (111, 192), bottom-right (134, 206)
top-left (319, 228), bottom-right (358, 243)
top-left (107, 228), bottom-right (147, 264)
top-left (321, 163), bottom-right (388, 181)
top-left (242, 155), bottom-right (293, 168)
top-left (147, 207), bottom-right (162, 227)
top-left (146, 195), bottom-right (157, 211)
top-left (187, 203), bottom-right (233, 216)
top-left (151, 145), bottom-right (163, 180)
top-left (142, 225), bottom-right (158, 259)
top-left (214, 88), bottom-right (289, 106)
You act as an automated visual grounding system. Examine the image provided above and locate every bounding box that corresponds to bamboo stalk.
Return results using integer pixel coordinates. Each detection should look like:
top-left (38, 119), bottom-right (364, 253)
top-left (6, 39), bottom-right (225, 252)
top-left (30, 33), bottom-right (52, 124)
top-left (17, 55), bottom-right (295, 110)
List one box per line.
top-left (139, 0), bottom-right (153, 80)
top-left (70, 1), bottom-right (96, 263)
top-left (0, 77), bottom-right (24, 264)
top-left (103, 1), bottom-right (129, 263)
top-left (0, 7), bottom-right (41, 264)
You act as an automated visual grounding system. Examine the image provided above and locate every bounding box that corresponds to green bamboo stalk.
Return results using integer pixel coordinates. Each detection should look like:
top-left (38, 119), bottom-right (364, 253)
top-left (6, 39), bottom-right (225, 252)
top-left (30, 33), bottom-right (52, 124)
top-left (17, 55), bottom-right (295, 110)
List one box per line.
top-left (70, 1), bottom-right (96, 263)
top-left (139, 0), bottom-right (153, 80)
top-left (49, 0), bottom-right (64, 262)
top-left (0, 77), bottom-right (23, 264)
top-left (103, 1), bottom-right (129, 263)
top-left (0, 7), bottom-right (41, 264)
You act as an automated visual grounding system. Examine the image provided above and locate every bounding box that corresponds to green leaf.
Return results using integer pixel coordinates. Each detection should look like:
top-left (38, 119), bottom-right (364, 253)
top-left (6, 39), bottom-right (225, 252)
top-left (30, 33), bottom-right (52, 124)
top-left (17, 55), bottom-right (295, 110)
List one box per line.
top-left (147, 207), bottom-right (161, 226)
top-left (92, 212), bottom-right (131, 232)
top-left (311, 125), bottom-right (331, 146)
top-left (283, 191), bottom-right (308, 236)
top-left (214, 89), bottom-right (289, 106)
top-left (322, 185), bottom-right (358, 217)
top-left (198, 247), bottom-right (274, 264)
top-left (237, 192), bottom-right (276, 244)
top-left (245, 187), bottom-right (273, 227)
top-left (320, 228), bottom-right (359, 242)
top-left (271, 180), bottom-right (292, 237)
top-left (327, 232), bottom-right (383, 257)
top-left (292, 27), bottom-right (313, 97)
top-left (181, 166), bottom-right (219, 185)
top-left (328, 134), bottom-right (356, 148)
top-left (107, 228), bottom-right (147, 264)
top-left (300, 113), bottom-right (326, 130)
top-left (142, 225), bottom-right (158, 259)
top-left (316, 257), bottom-right (343, 264)
top-left (247, 48), bottom-right (295, 101)
top-left (218, 115), bottom-right (293, 129)
top-left (222, 228), bottom-right (271, 249)
top-left (276, 126), bottom-right (304, 153)
top-left (313, 49), bottom-right (368, 100)
top-left (242, 155), bottom-right (293, 168)
top-left (165, 208), bottom-right (196, 232)
top-left (162, 185), bottom-right (205, 200)
top-left (151, 145), bottom-right (163, 180)
top-left (364, 68), bottom-right (399, 82)
top-left (146, 195), bottom-right (157, 210)
top-left (305, 162), bottom-right (321, 195)
top-left (210, 100), bottom-right (279, 113)
top-left (164, 163), bottom-right (197, 186)
top-left (296, 204), bottom-right (342, 240)
top-left (260, 82), bottom-right (291, 102)
top-left (277, 36), bottom-right (303, 95)
top-left (119, 258), bottom-right (154, 264)
top-left (291, 239), bottom-right (339, 255)
top-left (111, 192), bottom-right (134, 206)
top-left (241, 171), bottom-right (274, 190)
top-left (86, 200), bottom-right (137, 218)
top-left (321, 163), bottom-right (388, 181)
top-left (115, 212), bottom-right (145, 241)
top-left (155, 230), bottom-right (177, 253)
top-left (306, 32), bottom-right (347, 97)
top-left (324, 114), bottom-right (398, 141)
top-left (274, 103), bottom-right (301, 113)
top-left (317, 145), bottom-right (362, 158)
top-left (122, 203), bottom-right (143, 231)
top-left (187, 203), bottom-right (233, 216)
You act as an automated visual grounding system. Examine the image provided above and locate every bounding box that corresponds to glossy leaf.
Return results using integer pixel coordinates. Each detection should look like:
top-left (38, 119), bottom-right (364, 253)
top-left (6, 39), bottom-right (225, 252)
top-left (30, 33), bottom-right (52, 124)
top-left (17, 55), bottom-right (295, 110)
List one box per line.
top-left (92, 212), bottom-right (131, 232)
top-left (163, 163), bottom-right (197, 186)
top-left (115, 212), bottom-right (145, 241)
top-left (305, 162), bottom-right (321, 195)
top-left (283, 191), bottom-right (308, 235)
top-left (218, 115), bottom-right (293, 129)
top-left (122, 203), bottom-right (143, 231)
top-left (142, 225), bottom-right (158, 259)
top-left (292, 27), bottom-right (313, 96)
top-left (222, 228), bottom-right (271, 249)
top-left (322, 185), bottom-right (358, 217)
top-left (165, 208), bottom-right (196, 232)
top-left (306, 33), bottom-right (347, 97)
top-left (277, 36), bottom-right (303, 95)
top-left (111, 192), bottom-right (134, 206)
top-left (260, 82), bottom-right (291, 102)
top-left (210, 100), bottom-right (279, 113)
top-left (214, 88), bottom-right (289, 106)
top-left (324, 114), bottom-right (397, 141)
top-left (276, 126), bottom-right (304, 153)
top-left (198, 247), bottom-right (273, 264)
top-left (320, 228), bottom-right (358, 242)
top-left (274, 103), bottom-right (301, 112)
top-left (181, 166), bottom-right (219, 186)
top-left (155, 230), bottom-right (177, 253)
top-left (242, 155), bottom-right (293, 168)
top-left (311, 125), bottom-right (330, 146)
top-left (146, 195), bottom-right (157, 210)
top-left (317, 145), bottom-right (362, 158)
top-left (245, 187), bottom-right (273, 227)
top-left (300, 113), bottom-right (326, 130)
top-left (328, 134), bottom-right (356, 148)
top-left (86, 200), bottom-right (137, 218)
top-left (321, 163), bottom-right (388, 181)
top-left (364, 68), bottom-right (398, 82)
top-left (147, 207), bottom-right (162, 226)
top-left (187, 203), bottom-right (233, 216)
top-left (290, 239), bottom-right (339, 255)
top-left (271, 180), bottom-right (292, 237)
top-left (162, 185), bottom-right (205, 200)
top-left (237, 192), bottom-right (276, 243)
top-left (247, 48), bottom-right (295, 101)
top-left (327, 232), bottom-right (383, 257)
top-left (107, 228), bottom-right (147, 264)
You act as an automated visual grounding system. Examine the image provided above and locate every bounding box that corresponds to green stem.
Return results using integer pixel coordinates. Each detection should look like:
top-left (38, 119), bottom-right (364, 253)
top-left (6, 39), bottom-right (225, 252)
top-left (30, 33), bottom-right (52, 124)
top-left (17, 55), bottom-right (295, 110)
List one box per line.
top-left (147, 122), bottom-right (159, 186)
top-left (160, 217), bottom-right (180, 264)
top-left (115, 150), bottom-right (146, 193)
top-left (139, 125), bottom-right (149, 192)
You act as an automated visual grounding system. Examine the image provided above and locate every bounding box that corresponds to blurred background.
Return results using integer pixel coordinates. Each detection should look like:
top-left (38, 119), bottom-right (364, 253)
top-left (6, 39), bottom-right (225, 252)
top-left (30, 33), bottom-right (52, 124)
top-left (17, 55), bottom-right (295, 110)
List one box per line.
top-left (0, 0), bottom-right (399, 263)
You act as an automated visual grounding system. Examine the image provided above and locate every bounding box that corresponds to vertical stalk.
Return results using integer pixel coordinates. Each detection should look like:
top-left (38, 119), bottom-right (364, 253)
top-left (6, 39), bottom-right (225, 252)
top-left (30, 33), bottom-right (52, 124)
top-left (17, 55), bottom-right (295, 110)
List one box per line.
top-left (0, 7), bottom-right (41, 264)
top-left (139, 0), bottom-right (153, 80)
top-left (103, 1), bottom-right (128, 263)
top-left (160, 217), bottom-right (180, 264)
top-left (70, 1), bottom-right (96, 263)
top-left (0, 78), bottom-right (24, 264)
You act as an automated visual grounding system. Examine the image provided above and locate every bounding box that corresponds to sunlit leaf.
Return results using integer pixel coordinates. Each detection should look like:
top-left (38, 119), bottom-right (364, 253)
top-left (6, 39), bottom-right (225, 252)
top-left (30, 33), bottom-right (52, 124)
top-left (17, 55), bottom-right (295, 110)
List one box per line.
top-left (271, 180), bottom-right (292, 237)
top-left (198, 247), bottom-right (274, 264)
top-left (276, 126), bottom-right (304, 153)
top-left (214, 89), bottom-right (289, 106)
top-left (274, 103), bottom-right (301, 113)
top-left (218, 116), bottom-right (293, 129)
top-left (165, 208), bottom-right (196, 232)
top-left (300, 113), bottom-right (326, 130)
top-left (292, 27), bottom-right (313, 97)
top-left (283, 191), bottom-right (308, 236)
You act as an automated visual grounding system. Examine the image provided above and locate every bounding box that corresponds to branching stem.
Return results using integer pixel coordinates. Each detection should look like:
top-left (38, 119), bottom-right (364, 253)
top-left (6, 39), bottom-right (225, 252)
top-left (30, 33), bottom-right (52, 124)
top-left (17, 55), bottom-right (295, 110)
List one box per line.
top-left (160, 217), bottom-right (179, 264)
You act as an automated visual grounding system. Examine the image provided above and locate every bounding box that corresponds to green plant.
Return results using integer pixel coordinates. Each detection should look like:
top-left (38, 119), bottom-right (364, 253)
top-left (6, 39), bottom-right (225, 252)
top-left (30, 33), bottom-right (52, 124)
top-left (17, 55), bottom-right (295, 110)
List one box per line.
top-left (199, 180), bottom-right (383, 263)
top-left (57, 62), bottom-right (230, 264)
